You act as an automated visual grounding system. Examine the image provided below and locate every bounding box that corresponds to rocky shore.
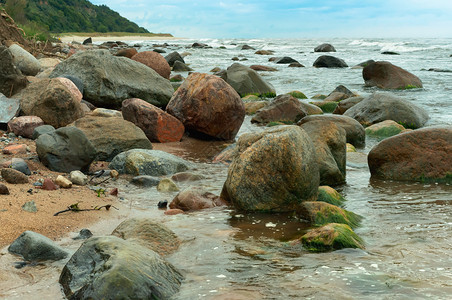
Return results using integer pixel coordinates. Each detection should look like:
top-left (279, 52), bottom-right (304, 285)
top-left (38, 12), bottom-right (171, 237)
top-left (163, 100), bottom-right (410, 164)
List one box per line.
top-left (0, 33), bottom-right (450, 299)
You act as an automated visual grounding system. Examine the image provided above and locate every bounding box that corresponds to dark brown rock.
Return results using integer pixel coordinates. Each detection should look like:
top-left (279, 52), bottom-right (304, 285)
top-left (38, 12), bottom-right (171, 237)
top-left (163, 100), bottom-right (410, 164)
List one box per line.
top-left (333, 96), bottom-right (364, 115)
top-left (250, 65), bottom-right (278, 72)
top-left (0, 183), bottom-right (10, 194)
top-left (363, 61), bottom-right (423, 89)
top-left (115, 48), bottom-right (138, 58)
top-left (131, 51), bottom-right (171, 79)
top-left (1, 168), bottom-right (29, 184)
top-left (251, 94), bottom-right (307, 125)
top-left (169, 186), bottom-right (227, 211)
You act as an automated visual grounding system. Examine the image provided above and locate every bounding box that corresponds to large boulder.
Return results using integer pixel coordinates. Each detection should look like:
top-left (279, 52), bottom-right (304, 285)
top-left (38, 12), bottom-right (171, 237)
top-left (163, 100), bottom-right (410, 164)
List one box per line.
top-left (111, 218), bottom-right (181, 256)
top-left (0, 46), bottom-right (28, 96)
top-left (220, 63), bottom-right (276, 97)
top-left (344, 92), bottom-right (429, 128)
top-left (131, 51), bottom-right (171, 79)
top-left (122, 98), bottom-right (185, 143)
top-left (35, 126), bottom-right (96, 172)
top-left (18, 78), bottom-right (84, 128)
top-left (314, 43), bottom-right (336, 52)
top-left (221, 126), bottom-right (319, 213)
top-left (251, 94), bottom-right (307, 125)
top-left (8, 231), bottom-right (68, 261)
top-left (300, 120), bottom-right (347, 186)
top-left (71, 115), bottom-right (152, 161)
top-left (313, 55), bottom-right (348, 68)
top-left (9, 44), bottom-right (41, 76)
top-left (363, 61), bottom-right (423, 89)
top-left (109, 149), bottom-right (193, 176)
top-left (0, 93), bottom-right (20, 127)
top-left (298, 115), bottom-right (365, 148)
top-left (165, 51), bottom-right (185, 67)
top-left (49, 50), bottom-right (174, 108)
top-left (368, 127), bottom-right (452, 182)
top-left (169, 186), bottom-right (226, 211)
top-left (59, 236), bottom-right (183, 300)
top-left (167, 72), bottom-right (245, 140)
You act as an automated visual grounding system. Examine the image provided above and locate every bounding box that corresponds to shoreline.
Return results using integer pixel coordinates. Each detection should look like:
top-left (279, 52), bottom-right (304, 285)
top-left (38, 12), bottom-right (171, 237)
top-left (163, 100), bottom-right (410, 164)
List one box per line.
top-left (58, 35), bottom-right (186, 43)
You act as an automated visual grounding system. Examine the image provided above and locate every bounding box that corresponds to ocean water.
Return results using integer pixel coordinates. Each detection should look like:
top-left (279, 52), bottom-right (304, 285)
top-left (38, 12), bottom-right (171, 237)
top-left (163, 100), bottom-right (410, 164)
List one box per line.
top-left (1, 38), bottom-right (451, 299)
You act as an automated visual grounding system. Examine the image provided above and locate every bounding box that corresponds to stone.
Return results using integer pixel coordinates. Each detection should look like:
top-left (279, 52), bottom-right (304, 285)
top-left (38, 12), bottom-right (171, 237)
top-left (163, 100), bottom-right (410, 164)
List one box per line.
top-left (313, 55), bottom-right (348, 68)
top-left (244, 101), bottom-right (268, 115)
top-left (82, 37), bottom-right (92, 45)
top-left (35, 126), bottom-right (96, 173)
top-left (0, 93), bottom-right (20, 126)
top-left (317, 186), bottom-right (346, 207)
top-left (242, 94), bottom-right (260, 101)
top-left (157, 178), bottom-right (179, 192)
top-left (8, 158), bottom-right (31, 175)
top-left (7, 116), bottom-right (44, 138)
top-left (363, 61), bottom-right (423, 89)
top-left (91, 108), bottom-right (122, 118)
top-left (50, 50), bottom-right (174, 108)
top-left (171, 172), bottom-right (205, 182)
top-left (314, 43), bottom-right (336, 52)
top-left (170, 74), bottom-right (184, 82)
top-left (368, 127), bottom-right (452, 182)
top-left (300, 120), bottom-right (347, 186)
top-left (344, 92), bottom-right (429, 128)
top-left (115, 48), bottom-right (138, 58)
top-left (220, 63), bottom-right (276, 97)
top-left (241, 44), bottom-right (255, 50)
top-left (298, 115), bottom-right (366, 148)
top-left (55, 175), bottom-right (72, 188)
top-left (169, 186), bottom-right (226, 211)
top-left (55, 77), bottom-right (83, 102)
top-left (130, 175), bottom-right (160, 187)
top-left (59, 74), bottom-right (84, 94)
top-left (122, 98), bottom-right (185, 143)
top-left (165, 209), bottom-right (184, 215)
top-left (32, 124), bottom-right (55, 140)
top-left (59, 236), bottom-right (183, 299)
top-left (8, 231), bottom-right (68, 261)
top-left (165, 51), bottom-right (185, 67)
top-left (73, 229), bottom-right (93, 240)
top-left (0, 46), bottom-right (28, 96)
top-left (111, 218), bottom-right (181, 256)
top-left (365, 120), bottom-right (406, 138)
top-left (17, 78), bottom-right (85, 128)
top-left (167, 72), bottom-right (245, 140)
top-left (351, 59), bottom-right (375, 69)
top-left (131, 51), bottom-right (171, 79)
top-left (0, 183), bottom-right (10, 195)
top-left (9, 44), bottom-right (41, 76)
top-left (324, 92), bottom-right (351, 102)
top-left (251, 94), bottom-right (307, 125)
top-left (332, 96), bottom-right (364, 115)
top-left (221, 126), bottom-right (319, 212)
top-left (172, 60), bottom-right (193, 72)
top-left (22, 200), bottom-right (37, 213)
top-left (109, 149), bottom-right (193, 176)
top-left (288, 91), bottom-right (307, 99)
top-left (38, 58), bottom-right (61, 69)
top-left (41, 178), bottom-right (58, 190)
top-left (346, 143), bottom-right (356, 152)
top-left (250, 65), bottom-right (278, 72)
top-left (71, 115), bottom-right (152, 161)
top-left (69, 170), bottom-right (88, 186)
top-left (300, 223), bottom-right (364, 252)
top-left (299, 101), bottom-right (323, 115)
top-left (288, 62), bottom-right (305, 67)
top-left (1, 168), bottom-right (28, 184)
top-left (255, 50), bottom-right (274, 55)
top-left (274, 57), bottom-right (299, 64)
top-left (300, 201), bottom-right (361, 228)
top-left (2, 144), bottom-right (27, 155)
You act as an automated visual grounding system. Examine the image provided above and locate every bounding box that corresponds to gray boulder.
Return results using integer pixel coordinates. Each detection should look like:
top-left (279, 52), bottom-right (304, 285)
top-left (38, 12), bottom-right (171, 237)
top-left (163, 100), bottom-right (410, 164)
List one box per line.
top-left (221, 126), bottom-right (319, 212)
top-left (8, 231), bottom-right (68, 261)
top-left (49, 50), bottom-right (174, 108)
top-left (0, 46), bottom-right (28, 96)
top-left (313, 55), bottom-right (348, 68)
top-left (60, 236), bottom-right (183, 300)
top-left (220, 63), bottom-right (276, 97)
top-left (333, 96), bottom-right (364, 115)
top-left (36, 126), bottom-right (96, 172)
top-left (165, 51), bottom-right (185, 67)
top-left (344, 92), bottom-right (429, 128)
top-left (298, 114), bottom-right (366, 148)
top-left (9, 44), bottom-right (41, 76)
top-left (172, 60), bottom-right (193, 72)
top-left (0, 93), bottom-right (20, 126)
top-left (71, 115), bottom-right (152, 161)
top-left (314, 43), bottom-right (336, 52)
top-left (109, 149), bottom-right (193, 176)
top-left (32, 124), bottom-right (55, 140)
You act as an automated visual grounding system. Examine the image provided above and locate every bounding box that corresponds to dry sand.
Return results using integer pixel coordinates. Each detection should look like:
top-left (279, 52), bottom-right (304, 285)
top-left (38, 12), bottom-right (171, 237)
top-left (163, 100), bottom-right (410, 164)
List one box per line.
top-left (58, 35), bottom-right (185, 43)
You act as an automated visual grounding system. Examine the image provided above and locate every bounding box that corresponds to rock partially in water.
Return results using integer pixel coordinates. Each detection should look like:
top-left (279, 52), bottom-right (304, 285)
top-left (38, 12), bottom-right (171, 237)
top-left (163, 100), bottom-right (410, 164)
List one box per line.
top-left (131, 175), bottom-right (160, 187)
top-left (172, 60), bottom-right (193, 72)
top-left (8, 231), bottom-right (68, 261)
top-left (300, 201), bottom-right (362, 228)
top-left (344, 92), bottom-right (429, 129)
top-left (251, 94), bottom-right (308, 125)
top-left (60, 236), bottom-right (183, 299)
top-left (131, 51), bottom-right (171, 79)
top-left (314, 43), bottom-right (336, 52)
top-left (169, 186), bottom-right (227, 211)
top-left (112, 218), bottom-right (181, 256)
top-left (332, 96), bottom-right (364, 115)
top-left (221, 126), bottom-right (319, 212)
top-left (165, 51), bottom-right (185, 67)
top-left (110, 149), bottom-right (193, 176)
top-left (313, 55), bottom-right (348, 68)
top-left (300, 223), bottom-right (364, 252)
top-left (317, 186), bottom-right (346, 207)
top-left (368, 127), bottom-right (452, 182)
top-left (171, 172), bottom-right (205, 182)
top-left (363, 61), bottom-right (422, 89)
top-left (365, 120), bottom-right (406, 138)
top-left (157, 178), bottom-right (179, 192)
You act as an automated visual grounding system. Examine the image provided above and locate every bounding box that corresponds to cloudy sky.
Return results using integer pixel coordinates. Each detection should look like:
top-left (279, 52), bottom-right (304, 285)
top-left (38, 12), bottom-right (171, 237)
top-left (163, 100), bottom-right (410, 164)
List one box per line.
top-left (90, 0), bottom-right (452, 38)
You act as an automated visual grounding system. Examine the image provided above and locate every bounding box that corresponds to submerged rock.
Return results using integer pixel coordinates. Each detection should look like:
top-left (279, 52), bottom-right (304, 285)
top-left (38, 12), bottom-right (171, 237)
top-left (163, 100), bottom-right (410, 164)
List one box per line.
top-left (8, 231), bottom-right (68, 261)
top-left (314, 43), bottom-right (336, 52)
top-left (363, 61), bottom-right (422, 89)
top-left (300, 223), bottom-right (364, 252)
top-left (300, 201), bottom-right (362, 228)
top-left (169, 186), bottom-right (227, 211)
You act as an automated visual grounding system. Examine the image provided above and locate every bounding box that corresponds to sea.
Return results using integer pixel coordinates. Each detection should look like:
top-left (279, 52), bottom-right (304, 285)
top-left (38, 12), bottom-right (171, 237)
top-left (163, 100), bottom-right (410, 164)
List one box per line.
top-left (1, 38), bottom-right (452, 299)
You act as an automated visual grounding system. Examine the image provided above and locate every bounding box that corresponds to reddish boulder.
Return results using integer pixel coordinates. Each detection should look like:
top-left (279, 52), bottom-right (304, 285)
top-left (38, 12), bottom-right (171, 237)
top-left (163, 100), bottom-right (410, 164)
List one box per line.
top-left (251, 94), bottom-right (307, 125)
top-left (7, 116), bottom-right (44, 138)
top-left (250, 65), bottom-right (277, 72)
top-left (166, 72), bottom-right (245, 140)
top-left (116, 48), bottom-right (138, 58)
top-left (363, 61), bottom-right (423, 89)
top-left (122, 98), bottom-right (185, 143)
top-left (131, 51), bottom-right (171, 79)
top-left (169, 186), bottom-right (227, 211)
top-left (55, 77), bottom-right (83, 102)
top-left (368, 127), bottom-right (452, 182)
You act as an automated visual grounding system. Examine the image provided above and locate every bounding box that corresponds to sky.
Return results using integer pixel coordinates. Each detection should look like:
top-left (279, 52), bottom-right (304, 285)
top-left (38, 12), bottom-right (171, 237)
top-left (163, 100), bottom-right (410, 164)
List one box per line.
top-left (90, 0), bottom-right (452, 38)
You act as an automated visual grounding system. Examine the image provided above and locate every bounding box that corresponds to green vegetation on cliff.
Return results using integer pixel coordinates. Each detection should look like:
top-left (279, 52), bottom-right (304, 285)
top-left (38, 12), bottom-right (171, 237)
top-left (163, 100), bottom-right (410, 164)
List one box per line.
top-left (0, 0), bottom-right (150, 33)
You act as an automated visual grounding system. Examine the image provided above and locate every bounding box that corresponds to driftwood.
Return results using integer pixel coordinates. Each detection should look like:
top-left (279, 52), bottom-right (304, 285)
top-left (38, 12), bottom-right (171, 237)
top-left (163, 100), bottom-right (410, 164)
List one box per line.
top-left (54, 203), bottom-right (118, 216)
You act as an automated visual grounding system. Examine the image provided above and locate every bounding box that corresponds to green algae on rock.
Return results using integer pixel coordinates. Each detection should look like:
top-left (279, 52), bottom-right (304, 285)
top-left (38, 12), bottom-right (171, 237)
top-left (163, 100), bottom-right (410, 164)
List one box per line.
top-left (300, 201), bottom-right (362, 228)
top-left (365, 120), bottom-right (406, 138)
top-left (317, 186), bottom-right (346, 207)
top-left (301, 223), bottom-right (364, 252)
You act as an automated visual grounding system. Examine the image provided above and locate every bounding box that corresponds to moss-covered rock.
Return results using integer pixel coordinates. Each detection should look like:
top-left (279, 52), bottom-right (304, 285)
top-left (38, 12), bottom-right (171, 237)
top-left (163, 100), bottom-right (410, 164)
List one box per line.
top-left (157, 178), bottom-right (179, 192)
top-left (242, 94), bottom-right (260, 101)
top-left (346, 143), bottom-right (356, 152)
top-left (301, 223), bottom-right (364, 252)
top-left (313, 101), bottom-right (339, 113)
top-left (288, 91), bottom-right (308, 99)
top-left (365, 120), bottom-right (406, 138)
top-left (300, 201), bottom-right (361, 228)
top-left (317, 186), bottom-right (346, 207)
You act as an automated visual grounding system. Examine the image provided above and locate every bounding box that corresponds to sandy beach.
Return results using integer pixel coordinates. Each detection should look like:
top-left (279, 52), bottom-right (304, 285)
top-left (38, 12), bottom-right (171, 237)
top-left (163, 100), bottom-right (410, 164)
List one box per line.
top-left (58, 35), bottom-right (185, 43)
